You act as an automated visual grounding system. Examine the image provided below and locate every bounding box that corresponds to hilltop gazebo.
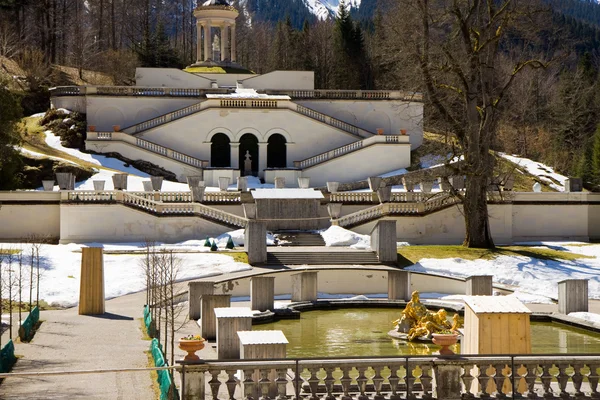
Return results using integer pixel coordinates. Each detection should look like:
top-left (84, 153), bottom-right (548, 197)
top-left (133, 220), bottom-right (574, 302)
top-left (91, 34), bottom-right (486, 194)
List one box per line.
top-left (193, 0), bottom-right (239, 65)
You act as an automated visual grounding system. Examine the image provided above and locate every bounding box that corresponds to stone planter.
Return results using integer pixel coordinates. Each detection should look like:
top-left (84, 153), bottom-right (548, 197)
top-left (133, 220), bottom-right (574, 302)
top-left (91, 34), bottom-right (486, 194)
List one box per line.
top-left (178, 339), bottom-right (205, 362)
top-left (237, 176), bottom-right (248, 192)
top-left (93, 180), bottom-right (105, 191)
top-left (112, 173), bottom-right (128, 190)
top-left (400, 129), bottom-right (407, 135)
top-left (327, 203), bottom-right (343, 219)
top-left (56, 173), bottom-right (74, 190)
top-left (298, 177), bottom-right (310, 189)
top-left (42, 180), bottom-right (55, 191)
top-left (112, 125), bottom-right (120, 132)
top-left (88, 125), bottom-right (96, 132)
top-left (218, 177), bottom-right (230, 191)
top-left (243, 203), bottom-right (257, 219)
top-left (150, 176), bottom-right (163, 191)
top-left (186, 175), bottom-right (204, 188)
top-left (377, 186), bottom-right (392, 203)
top-left (420, 181), bottom-right (434, 193)
top-left (326, 182), bottom-right (339, 193)
top-left (142, 181), bottom-right (153, 192)
top-left (368, 177), bottom-right (382, 192)
top-left (274, 177), bottom-right (286, 189)
top-left (432, 333), bottom-right (459, 356)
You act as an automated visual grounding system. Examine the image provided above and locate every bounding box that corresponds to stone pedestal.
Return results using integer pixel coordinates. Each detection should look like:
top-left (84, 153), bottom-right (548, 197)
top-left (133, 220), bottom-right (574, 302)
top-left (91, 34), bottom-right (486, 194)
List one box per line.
top-left (466, 275), bottom-right (493, 296)
top-left (434, 362), bottom-right (463, 400)
top-left (245, 221), bottom-right (267, 265)
top-left (291, 272), bottom-right (318, 302)
top-left (251, 276), bottom-right (275, 311)
top-left (177, 364), bottom-right (207, 400)
top-left (78, 247), bottom-right (105, 315)
top-left (200, 294), bottom-right (231, 340)
top-left (238, 330), bottom-right (288, 398)
top-left (274, 177), bottom-right (285, 188)
top-left (188, 281), bottom-right (215, 320)
top-left (215, 307), bottom-right (254, 359)
top-left (370, 220), bottom-right (397, 264)
top-left (151, 176), bottom-right (164, 191)
top-left (388, 270), bottom-right (411, 301)
top-left (558, 279), bottom-right (588, 314)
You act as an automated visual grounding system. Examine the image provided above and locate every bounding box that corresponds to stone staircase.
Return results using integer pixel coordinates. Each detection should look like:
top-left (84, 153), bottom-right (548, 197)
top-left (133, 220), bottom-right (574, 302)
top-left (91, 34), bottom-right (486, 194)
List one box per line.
top-left (266, 249), bottom-right (384, 265)
top-left (274, 232), bottom-right (326, 247)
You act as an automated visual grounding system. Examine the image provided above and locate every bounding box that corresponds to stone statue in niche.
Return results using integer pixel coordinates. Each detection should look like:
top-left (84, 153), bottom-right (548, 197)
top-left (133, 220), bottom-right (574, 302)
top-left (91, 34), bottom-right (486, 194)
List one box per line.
top-left (244, 151), bottom-right (252, 175)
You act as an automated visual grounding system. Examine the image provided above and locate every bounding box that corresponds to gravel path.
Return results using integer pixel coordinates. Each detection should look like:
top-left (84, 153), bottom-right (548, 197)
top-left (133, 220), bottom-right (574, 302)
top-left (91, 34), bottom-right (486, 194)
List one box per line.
top-left (0, 291), bottom-right (155, 400)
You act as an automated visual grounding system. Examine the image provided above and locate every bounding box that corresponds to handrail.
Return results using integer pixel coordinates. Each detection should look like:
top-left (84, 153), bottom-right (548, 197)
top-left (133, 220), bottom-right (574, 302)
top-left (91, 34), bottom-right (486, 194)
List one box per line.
top-left (295, 135), bottom-right (409, 169)
top-left (266, 89), bottom-right (424, 101)
top-left (122, 101), bottom-right (206, 134)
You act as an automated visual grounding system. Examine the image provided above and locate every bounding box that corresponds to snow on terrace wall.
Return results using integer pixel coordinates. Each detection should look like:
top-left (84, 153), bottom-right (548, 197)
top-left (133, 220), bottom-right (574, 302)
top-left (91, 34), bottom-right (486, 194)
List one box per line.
top-left (296, 100), bottom-right (424, 150)
top-left (135, 68), bottom-right (213, 88)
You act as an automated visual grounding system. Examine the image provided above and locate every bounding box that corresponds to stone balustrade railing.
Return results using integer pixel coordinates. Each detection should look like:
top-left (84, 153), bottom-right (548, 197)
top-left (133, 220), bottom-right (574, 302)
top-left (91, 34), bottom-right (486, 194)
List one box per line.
top-left (88, 131), bottom-right (207, 169)
top-left (337, 204), bottom-right (386, 227)
top-left (182, 355), bottom-right (600, 400)
top-left (202, 191), bottom-right (242, 203)
top-left (66, 190), bottom-right (241, 204)
top-left (265, 89), bottom-right (424, 102)
top-left (329, 192), bottom-right (376, 203)
top-left (122, 102), bottom-right (206, 134)
top-left (296, 135), bottom-right (410, 169)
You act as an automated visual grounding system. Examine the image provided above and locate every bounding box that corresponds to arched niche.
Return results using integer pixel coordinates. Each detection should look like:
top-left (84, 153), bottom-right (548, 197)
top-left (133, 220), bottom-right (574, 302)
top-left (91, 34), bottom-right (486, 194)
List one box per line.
top-left (239, 133), bottom-right (259, 176)
top-left (267, 133), bottom-right (287, 168)
top-left (211, 133), bottom-right (231, 167)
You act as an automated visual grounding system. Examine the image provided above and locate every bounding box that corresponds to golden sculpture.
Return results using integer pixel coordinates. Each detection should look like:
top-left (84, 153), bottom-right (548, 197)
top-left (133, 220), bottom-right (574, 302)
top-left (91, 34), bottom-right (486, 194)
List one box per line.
top-left (392, 291), bottom-right (462, 341)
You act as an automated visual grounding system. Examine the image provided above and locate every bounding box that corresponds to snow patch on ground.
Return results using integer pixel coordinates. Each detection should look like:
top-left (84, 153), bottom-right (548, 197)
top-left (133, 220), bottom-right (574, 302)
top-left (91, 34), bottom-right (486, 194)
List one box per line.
top-left (569, 312), bottom-right (600, 325)
top-left (406, 245), bottom-right (600, 300)
top-left (320, 226), bottom-right (371, 249)
top-left (500, 153), bottom-right (567, 191)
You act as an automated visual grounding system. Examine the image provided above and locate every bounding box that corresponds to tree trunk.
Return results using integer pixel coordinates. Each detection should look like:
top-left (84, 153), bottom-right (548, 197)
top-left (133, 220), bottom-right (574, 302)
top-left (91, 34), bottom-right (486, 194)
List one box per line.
top-left (463, 173), bottom-right (494, 248)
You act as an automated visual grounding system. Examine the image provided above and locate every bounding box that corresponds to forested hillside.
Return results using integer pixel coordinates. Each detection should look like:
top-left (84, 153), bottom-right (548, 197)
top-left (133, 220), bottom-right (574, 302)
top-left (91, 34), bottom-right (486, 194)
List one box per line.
top-left (2, 0), bottom-right (600, 190)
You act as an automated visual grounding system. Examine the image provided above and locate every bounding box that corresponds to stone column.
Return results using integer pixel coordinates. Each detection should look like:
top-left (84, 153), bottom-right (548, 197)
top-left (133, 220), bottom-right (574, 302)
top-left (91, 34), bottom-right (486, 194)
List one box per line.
top-left (251, 276), bottom-right (275, 311)
top-left (245, 220), bottom-right (267, 265)
top-left (188, 281), bottom-right (215, 320)
top-left (466, 275), bottom-right (493, 296)
top-left (230, 142), bottom-right (240, 169)
top-left (204, 23), bottom-right (211, 61)
top-left (258, 142), bottom-right (268, 179)
top-left (370, 220), bottom-right (397, 264)
top-left (388, 270), bottom-right (411, 301)
top-left (196, 22), bottom-right (203, 63)
top-left (215, 307), bottom-right (254, 359)
top-left (220, 25), bottom-right (227, 61)
top-left (200, 294), bottom-right (231, 340)
top-left (231, 25), bottom-right (236, 62)
top-left (291, 272), bottom-right (318, 302)
top-left (558, 279), bottom-right (588, 314)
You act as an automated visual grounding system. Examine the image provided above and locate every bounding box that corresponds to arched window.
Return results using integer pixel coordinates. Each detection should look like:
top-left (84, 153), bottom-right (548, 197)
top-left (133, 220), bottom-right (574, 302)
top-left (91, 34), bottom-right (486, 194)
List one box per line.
top-left (239, 133), bottom-right (259, 176)
top-left (267, 134), bottom-right (287, 168)
top-left (211, 133), bottom-right (231, 167)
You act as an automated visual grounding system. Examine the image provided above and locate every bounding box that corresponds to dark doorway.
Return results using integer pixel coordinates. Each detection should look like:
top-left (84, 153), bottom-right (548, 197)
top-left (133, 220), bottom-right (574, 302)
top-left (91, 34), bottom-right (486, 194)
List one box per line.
top-left (267, 134), bottom-right (287, 168)
top-left (211, 133), bottom-right (231, 167)
top-left (239, 133), bottom-right (259, 176)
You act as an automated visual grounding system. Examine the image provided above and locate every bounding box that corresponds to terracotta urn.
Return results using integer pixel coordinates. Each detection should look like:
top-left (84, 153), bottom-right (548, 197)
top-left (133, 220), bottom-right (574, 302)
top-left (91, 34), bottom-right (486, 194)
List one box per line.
top-left (432, 333), bottom-right (459, 356)
top-left (88, 125), bottom-right (96, 132)
top-left (178, 339), bottom-right (205, 362)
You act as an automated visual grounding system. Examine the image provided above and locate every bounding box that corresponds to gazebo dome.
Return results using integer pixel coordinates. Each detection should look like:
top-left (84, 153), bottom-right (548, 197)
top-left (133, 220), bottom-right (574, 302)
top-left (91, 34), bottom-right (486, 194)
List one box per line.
top-left (202, 0), bottom-right (230, 5)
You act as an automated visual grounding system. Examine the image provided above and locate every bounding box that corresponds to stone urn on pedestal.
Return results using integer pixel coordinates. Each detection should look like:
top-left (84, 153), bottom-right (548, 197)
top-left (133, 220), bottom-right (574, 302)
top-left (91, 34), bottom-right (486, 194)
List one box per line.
top-left (432, 333), bottom-right (459, 356)
top-left (178, 336), bottom-right (206, 362)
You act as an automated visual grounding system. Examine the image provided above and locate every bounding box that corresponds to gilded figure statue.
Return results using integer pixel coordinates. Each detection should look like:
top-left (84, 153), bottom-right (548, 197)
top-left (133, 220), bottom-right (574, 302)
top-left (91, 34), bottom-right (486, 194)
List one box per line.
top-left (392, 291), bottom-right (462, 341)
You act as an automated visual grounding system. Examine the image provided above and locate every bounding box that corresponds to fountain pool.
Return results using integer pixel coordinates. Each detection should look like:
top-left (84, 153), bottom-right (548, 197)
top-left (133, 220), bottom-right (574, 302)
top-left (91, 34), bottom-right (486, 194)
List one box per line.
top-left (255, 308), bottom-right (600, 358)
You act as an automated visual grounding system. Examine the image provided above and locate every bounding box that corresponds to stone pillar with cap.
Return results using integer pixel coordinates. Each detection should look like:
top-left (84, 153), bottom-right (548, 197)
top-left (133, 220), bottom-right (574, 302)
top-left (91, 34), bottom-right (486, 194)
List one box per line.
top-left (251, 276), bottom-right (275, 311)
top-left (200, 294), bottom-right (231, 340)
top-left (188, 281), bottom-right (215, 320)
top-left (558, 279), bottom-right (588, 314)
top-left (370, 220), bottom-right (397, 264)
top-left (258, 142), bottom-right (268, 179)
top-left (215, 307), bottom-right (254, 359)
top-left (245, 221), bottom-right (267, 265)
top-left (291, 271), bottom-right (318, 302)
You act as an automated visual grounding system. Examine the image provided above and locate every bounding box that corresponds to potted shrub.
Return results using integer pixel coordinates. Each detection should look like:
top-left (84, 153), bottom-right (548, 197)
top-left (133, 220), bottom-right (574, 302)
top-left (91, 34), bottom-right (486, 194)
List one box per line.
top-left (178, 335), bottom-right (206, 362)
top-left (431, 330), bottom-right (459, 355)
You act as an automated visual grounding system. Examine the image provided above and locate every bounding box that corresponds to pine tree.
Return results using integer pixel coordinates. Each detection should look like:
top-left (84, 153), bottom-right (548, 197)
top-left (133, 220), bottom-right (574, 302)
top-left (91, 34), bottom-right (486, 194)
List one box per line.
top-left (0, 79), bottom-right (23, 190)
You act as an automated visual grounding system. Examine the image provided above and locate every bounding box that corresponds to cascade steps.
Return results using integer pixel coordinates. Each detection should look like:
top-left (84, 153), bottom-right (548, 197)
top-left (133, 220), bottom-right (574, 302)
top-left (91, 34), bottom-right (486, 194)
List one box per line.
top-left (274, 232), bottom-right (326, 247)
top-left (266, 250), bottom-right (384, 266)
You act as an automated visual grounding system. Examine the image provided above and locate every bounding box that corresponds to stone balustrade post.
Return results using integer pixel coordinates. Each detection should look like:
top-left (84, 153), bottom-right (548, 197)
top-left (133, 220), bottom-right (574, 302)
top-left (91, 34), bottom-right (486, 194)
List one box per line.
top-left (291, 272), bottom-right (318, 302)
top-left (433, 361), bottom-right (463, 400)
top-left (251, 276), bottom-right (275, 311)
top-left (188, 281), bottom-right (215, 320)
top-left (245, 220), bottom-right (267, 265)
top-left (370, 220), bottom-right (397, 265)
top-left (177, 363), bottom-right (208, 400)
top-left (466, 275), bottom-right (493, 296)
top-left (200, 294), bottom-right (231, 340)
top-left (558, 279), bottom-right (588, 314)
top-left (388, 270), bottom-right (411, 301)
